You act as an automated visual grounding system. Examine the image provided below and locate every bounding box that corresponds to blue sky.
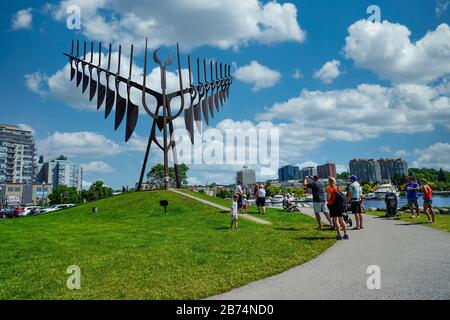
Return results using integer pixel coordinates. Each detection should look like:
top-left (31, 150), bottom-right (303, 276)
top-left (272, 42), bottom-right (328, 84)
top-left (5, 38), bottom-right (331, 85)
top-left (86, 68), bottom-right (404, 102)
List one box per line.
top-left (1, 0), bottom-right (450, 188)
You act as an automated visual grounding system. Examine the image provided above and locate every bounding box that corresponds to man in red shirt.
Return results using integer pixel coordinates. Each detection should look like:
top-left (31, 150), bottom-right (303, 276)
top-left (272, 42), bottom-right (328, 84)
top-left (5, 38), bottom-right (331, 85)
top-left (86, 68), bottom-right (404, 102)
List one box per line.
top-left (421, 179), bottom-right (436, 223)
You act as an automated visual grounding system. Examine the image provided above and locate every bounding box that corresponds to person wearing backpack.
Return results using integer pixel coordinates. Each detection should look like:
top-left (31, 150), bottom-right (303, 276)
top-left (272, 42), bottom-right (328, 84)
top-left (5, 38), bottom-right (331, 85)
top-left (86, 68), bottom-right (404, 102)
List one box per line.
top-left (327, 177), bottom-right (349, 240)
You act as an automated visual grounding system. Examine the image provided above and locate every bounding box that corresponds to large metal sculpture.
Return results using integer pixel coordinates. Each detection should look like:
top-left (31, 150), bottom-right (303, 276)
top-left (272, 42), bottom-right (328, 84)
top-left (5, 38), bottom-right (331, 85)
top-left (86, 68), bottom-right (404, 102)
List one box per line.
top-left (64, 39), bottom-right (233, 190)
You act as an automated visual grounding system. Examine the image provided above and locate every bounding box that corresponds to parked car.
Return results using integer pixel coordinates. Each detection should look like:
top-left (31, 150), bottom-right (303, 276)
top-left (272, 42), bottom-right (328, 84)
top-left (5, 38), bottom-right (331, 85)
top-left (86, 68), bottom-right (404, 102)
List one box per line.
top-left (13, 207), bottom-right (24, 217)
top-left (54, 204), bottom-right (71, 210)
top-left (0, 208), bottom-right (15, 218)
top-left (19, 206), bottom-right (40, 217)
top-left (38, 206), bottom-right (60, 214)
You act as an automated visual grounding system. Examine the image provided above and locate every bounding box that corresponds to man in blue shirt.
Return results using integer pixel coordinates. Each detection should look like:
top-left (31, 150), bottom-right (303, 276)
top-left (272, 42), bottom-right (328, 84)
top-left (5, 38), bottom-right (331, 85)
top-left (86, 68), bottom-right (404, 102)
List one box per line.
top-left (406, 176), bottom-right (420, 218)
top-left (347, 175), bottom-right (364, 230)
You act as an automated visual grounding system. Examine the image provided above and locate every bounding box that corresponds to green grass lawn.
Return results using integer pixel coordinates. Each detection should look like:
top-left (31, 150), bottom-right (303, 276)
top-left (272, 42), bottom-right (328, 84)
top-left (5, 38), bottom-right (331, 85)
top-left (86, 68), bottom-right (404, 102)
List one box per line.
top-left (367, 210), bottom-right (450, 233)
top-left (0, 190), bottom-right (335, 300)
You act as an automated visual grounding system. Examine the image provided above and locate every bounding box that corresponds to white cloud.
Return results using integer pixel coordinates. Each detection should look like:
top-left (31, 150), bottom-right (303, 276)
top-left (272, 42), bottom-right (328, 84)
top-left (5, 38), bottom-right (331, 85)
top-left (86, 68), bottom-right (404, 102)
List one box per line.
top-left (25, 72), bottom-right (48, 96)
top-left (257, 83), bottom-right (450, 145)
top-left (336, 164), bottom-right (348, 174)
top-left (11, 8), bottom-right (33, 30)
top-left (235, 61), bottom-right (281, 92)
top-left (82, 180), bottom-right (93, 190)
top-left (313, 59), bottom-right (341, 84)
top-left (344, 20), bottom-right (450, 84)
top-left (412, 143), bottom-right (450, 170)
top-left (50, 0), bottom-right (305, 50)
top-left (81, 161), bottom-right (115, 174)
top-left (38, 132), bottom-right (123, 157)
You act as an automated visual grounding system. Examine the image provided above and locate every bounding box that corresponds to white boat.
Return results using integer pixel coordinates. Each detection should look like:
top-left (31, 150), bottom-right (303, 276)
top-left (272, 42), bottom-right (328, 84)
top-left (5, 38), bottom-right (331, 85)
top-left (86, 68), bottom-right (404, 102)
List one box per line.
top-left (374, 183), bottom-right (400, 200)
top-left (366, 192), bottom-right (377, 200)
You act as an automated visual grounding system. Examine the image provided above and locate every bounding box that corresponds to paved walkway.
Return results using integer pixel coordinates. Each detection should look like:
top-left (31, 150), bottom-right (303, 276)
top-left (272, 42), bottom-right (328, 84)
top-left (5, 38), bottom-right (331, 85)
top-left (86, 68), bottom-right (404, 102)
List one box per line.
top-left (169, 189), bottom-right (271, 225)
top-left (211, 209), bottom-right (450, 300)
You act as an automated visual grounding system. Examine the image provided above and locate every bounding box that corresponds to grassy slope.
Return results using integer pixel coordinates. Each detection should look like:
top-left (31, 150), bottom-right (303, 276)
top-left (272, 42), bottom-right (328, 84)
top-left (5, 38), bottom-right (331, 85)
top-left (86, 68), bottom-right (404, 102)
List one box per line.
top-left (0, 190), bottom-right (334, 300)
top-left (367, 211), bottom-right (450, 233)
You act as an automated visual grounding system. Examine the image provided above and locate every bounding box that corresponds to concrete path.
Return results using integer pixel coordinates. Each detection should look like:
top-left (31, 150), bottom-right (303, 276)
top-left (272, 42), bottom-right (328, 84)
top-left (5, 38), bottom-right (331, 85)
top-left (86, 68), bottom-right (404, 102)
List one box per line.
top-left (211, 209), bottom-right (450, 300)
top-left (169, 189), bottom-right (271, 225)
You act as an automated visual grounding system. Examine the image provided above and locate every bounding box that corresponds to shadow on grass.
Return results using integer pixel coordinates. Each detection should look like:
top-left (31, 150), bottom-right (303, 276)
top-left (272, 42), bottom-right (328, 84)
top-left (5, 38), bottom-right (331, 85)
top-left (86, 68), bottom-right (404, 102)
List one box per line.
top-left (395, 222), bottom-right (427, 226)
top-left (273, 227), bottom-right (301, 232)
top-left (294, 236), bottom-right (335, 241)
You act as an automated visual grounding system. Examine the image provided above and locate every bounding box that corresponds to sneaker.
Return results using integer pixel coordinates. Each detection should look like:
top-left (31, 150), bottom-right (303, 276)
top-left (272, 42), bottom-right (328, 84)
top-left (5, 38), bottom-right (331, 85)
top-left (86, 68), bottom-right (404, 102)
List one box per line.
top-left (343, 235), bottom-right (349, 240)
top-left (336, 235), bottom-right (342, 241)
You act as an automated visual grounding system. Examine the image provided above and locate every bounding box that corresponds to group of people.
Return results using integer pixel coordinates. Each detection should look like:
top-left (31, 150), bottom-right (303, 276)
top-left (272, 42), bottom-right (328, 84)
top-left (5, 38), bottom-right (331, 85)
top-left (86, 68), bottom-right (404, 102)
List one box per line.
top-left (405, 176), bottom-right (436, 223)
top-left (304, 175), bottom-right (363, 241)
top-left (230, 175), bottom-right (437, 233)
top-left (231, 181), bottom-right (266, 229)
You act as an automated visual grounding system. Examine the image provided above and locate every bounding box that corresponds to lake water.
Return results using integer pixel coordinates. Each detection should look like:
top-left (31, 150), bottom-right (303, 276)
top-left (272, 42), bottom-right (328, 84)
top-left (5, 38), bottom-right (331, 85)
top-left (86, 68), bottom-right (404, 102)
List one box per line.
top-left (364, 193), bottom-right (450, 209)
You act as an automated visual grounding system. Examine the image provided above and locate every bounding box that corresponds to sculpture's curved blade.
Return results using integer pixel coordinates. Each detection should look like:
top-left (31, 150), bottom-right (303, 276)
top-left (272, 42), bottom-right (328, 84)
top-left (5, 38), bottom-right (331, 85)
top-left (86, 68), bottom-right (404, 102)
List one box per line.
top-left (125, 101), bottom-right (139, 142)
top-left (114, 94), bottom-right (127, 130)
top-left (82, 71), bottom-right (89, 93)
top-left (219, 90), bottom-right (224, 106)
top-left (76, 67), bottom-right (82, 87)
top-left (194, 101), bottom-right (202, 132)
top-left (208, 95), bottom-right (214, 118)
top-left (70, 62), bottom-right (76, 81)
top-left (97, 80), bottom-right (106, 110)
top-left (214, 91), bottom-right (220, 112)
top-left (201, 98), bottom-right (209, 126)
top-left (184, 107), bottom-right (194, 144)
top-left (105, 86), bottom-right (115, 119)
top-left (89, 78), bottom-right (97, 102)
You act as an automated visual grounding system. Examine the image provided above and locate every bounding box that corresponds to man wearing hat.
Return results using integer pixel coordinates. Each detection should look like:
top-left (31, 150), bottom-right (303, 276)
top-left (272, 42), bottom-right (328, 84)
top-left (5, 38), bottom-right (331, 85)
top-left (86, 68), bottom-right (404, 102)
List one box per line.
top-left (347, 175), bottom-right (364, 230)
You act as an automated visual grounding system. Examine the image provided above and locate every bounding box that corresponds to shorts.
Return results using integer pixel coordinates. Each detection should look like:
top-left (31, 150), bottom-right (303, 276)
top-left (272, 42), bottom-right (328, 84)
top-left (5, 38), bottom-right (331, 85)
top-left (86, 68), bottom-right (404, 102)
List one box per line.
top-left (423, 199), bottom-right (433, 205)
top-left (256, 197), bottom-right (266, 207)
top-left (313, 202), bottom-right (328, 214)
top-left (242, 204), bottom-right (248, 210)
top-left (350, 201), bottom-right (362, 214)
top-left (407, 198), bottom-right (419, 207)
top-left (328, 204), bottom-right (343, 218)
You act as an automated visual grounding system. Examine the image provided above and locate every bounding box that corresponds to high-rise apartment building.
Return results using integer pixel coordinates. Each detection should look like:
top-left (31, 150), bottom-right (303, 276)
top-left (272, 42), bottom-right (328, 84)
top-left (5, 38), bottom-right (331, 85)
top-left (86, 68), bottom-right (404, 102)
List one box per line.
top-left (378, 158), bottom-right (408, 181)
top-left (349, 159), bottom-right (382, 183)
top-left (36, 155), bottom-right (83, 191)
top-left (0, 124), bottom-right (35, 184)
top-left (317, 162), bottom-right (337, 179)
top-left (236, 166), bottom-right (256, 189)
top-left (278, 165), bottom-right (300, 182)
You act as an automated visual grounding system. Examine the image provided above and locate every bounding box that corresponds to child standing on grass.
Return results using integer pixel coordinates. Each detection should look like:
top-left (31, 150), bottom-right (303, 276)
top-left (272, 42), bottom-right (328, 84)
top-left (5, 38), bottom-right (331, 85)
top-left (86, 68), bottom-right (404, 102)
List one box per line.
top-left (231, 194), bottom-right (239, 229)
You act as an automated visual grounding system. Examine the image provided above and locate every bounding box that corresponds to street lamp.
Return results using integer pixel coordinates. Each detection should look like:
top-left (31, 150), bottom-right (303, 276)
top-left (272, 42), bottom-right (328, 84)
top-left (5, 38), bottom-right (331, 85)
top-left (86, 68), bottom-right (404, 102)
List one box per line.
top-left (0, 186), bottom-right (3, 209)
